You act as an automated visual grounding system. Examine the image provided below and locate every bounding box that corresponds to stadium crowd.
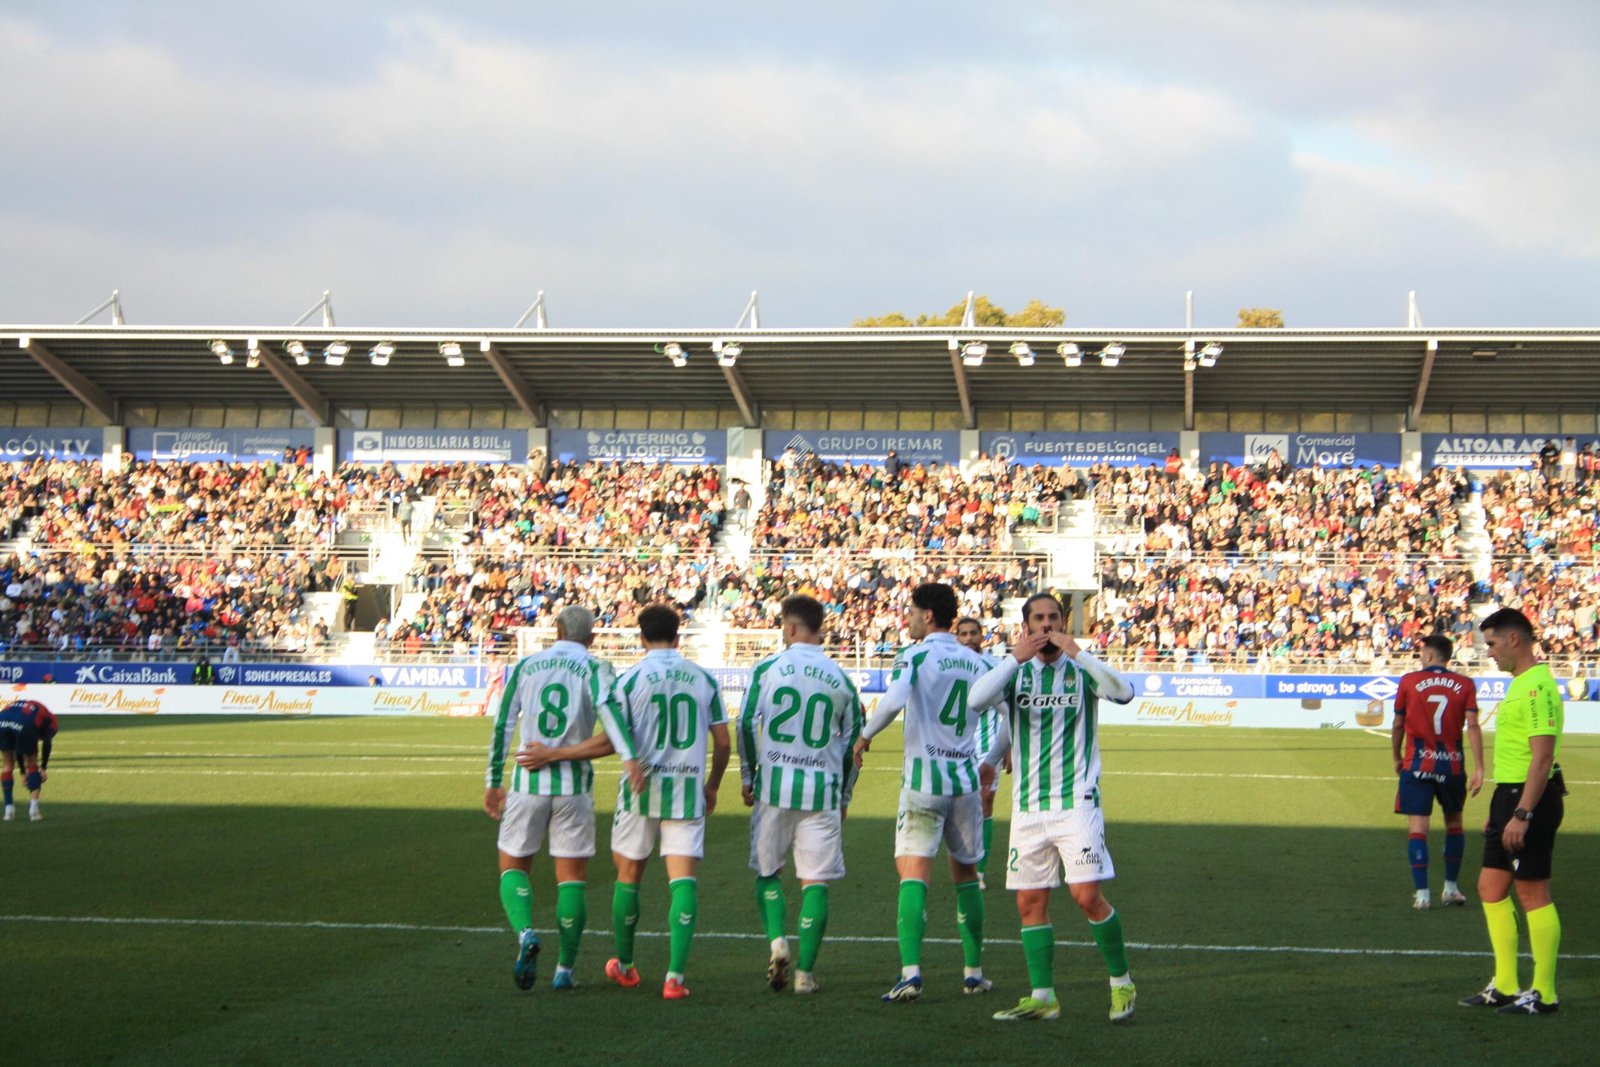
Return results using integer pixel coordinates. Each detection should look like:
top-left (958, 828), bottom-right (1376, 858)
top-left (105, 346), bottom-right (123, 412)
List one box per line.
top-left (2, 450), bottom-right (1599, 664)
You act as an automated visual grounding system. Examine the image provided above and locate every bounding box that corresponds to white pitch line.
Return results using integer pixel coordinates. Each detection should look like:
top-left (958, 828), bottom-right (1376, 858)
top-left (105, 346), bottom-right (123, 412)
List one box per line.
top-left (1, 913), bottom-right (1589, 960)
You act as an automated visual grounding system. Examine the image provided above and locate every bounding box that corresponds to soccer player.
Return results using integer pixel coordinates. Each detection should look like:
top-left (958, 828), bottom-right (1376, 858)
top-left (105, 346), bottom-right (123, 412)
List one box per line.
top-left (739, 594), bottom-right (864, 994)
top-left (483, 605), bottom-right (617, 991)
top-left (1391, 634), bottom-right (1483, 909)
top-left (853, 582), bottom-right (1000, 1003)
top-left (599, 603), bottom-right (732, 1000)
top-left (0, 698), bottom-right (58, 822)
top-left (956, 616), bottom-right (1006, 889)
top-left (969, 593), bottom-right (1138, 1024)
top-left (1460, 608), bottom-right (1566, 1016)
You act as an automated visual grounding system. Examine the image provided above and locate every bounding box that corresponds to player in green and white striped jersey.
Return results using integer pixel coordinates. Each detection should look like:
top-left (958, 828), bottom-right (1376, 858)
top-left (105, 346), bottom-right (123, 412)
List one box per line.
top-left (970, 593), bottom-right (1138, 1024)
top-left (957, 616), bottom-right (1008, 890)
top-left (854, 582), bottom-right (1003, 1003)
top-left (483, 605), bottom-right (617, 992)
top-left (739, 594), bottom-right (865, 995)
top-left (598, 604), bottom-right (731, 1001)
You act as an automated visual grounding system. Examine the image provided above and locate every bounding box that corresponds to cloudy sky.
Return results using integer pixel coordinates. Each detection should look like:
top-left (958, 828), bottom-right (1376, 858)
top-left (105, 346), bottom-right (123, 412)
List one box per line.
top-left (2, 1), bottom-right (1597, 330)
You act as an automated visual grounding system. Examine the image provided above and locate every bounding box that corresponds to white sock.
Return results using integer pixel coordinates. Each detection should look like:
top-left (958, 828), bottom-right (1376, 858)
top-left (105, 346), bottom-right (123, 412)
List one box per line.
top-left (1444, 880), bottom-right (1460, 895)
top-left (901, 965), bottom-right (921, 981)
top-left (554, 964), bottom-right (573, 976)
top-left (666, 971), bottom-right (684, 983)
top-left (1032, 987), bottom-right (1056, 1002)
top-left (771, 937), bottom-right (789, 958)
top-left (1110, 973), bottom-right (1134, 988)
top-left (964, 966), bottom-right (984, 980)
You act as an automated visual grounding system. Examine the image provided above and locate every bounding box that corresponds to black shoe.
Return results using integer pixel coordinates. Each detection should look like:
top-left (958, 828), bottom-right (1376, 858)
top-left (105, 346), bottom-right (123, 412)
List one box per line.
top-left (1497, 990), bottom-right (1559, 1016)
top-left (1460, 981), bottom-right (1517, 1008)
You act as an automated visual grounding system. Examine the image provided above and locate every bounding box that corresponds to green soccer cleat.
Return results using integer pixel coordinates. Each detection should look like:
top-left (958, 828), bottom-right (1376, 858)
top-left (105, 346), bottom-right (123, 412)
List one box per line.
top-left (1109, 982), bottom-right (1137, 1022)
top-left (513, 929), bottom-right (541, 991)
top-left (993, 996), bottom-right (1061, 1021)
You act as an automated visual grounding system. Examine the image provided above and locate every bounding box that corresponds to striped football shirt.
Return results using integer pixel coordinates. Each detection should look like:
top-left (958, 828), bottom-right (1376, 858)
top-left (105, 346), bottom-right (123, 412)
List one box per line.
top-left (485, 641), bottom-right (616, 795)
top-left (882, 632), bottom-right (995, 796)
top-left (738, 643), bottom-right (864, 812)
top-left (601, 648), bottom-right (727, 819)
top-left (1001, 656), bottom-right (1105, 813)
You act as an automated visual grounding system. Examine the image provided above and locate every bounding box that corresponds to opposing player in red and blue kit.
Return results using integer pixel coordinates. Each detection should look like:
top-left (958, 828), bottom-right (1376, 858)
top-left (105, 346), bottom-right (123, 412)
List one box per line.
top-left (1391, 635), bottom-right (1483, 909)
top-left (1, 699), bottom-right (58, 822)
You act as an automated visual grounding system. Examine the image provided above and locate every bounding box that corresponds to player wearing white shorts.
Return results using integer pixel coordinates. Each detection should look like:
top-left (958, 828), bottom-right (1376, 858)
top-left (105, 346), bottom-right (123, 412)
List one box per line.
top-left (738, 594), bottom-right (864, 995)
top-left (483, 605), bottom-right (617, 992)
top-left (957, 617), bottom-right (1007, 889)
top-left (598, 604), bottom-right (731, 1001)
top-left (854, 582), bottom-right (1003, 1003)
top-left (971, 593), bottom-right (1138, 1024)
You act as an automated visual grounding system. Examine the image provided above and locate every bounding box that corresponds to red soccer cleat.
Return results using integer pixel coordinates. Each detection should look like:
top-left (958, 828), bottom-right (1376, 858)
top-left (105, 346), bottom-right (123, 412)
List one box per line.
top-left (662, 977), bottom-right (692, 1000)
top-left (605, 958), bottom-right (641, 989)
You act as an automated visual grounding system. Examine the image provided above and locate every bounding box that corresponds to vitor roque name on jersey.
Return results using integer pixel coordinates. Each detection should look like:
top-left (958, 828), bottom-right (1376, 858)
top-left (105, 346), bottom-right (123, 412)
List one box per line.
top-left (768, 750), bottom-right (827, 769)
top-left (1015, 692), bottom-right (1081, 710)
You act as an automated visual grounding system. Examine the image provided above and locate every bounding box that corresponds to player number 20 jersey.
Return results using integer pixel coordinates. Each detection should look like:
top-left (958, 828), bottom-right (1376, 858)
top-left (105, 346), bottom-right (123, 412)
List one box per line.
top-left (738, 643), bottom-right (864, 812)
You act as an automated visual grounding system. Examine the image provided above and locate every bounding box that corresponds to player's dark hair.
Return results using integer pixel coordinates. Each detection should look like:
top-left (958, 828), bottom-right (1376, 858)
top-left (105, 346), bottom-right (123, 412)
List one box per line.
top-left (780, 594), bottom-right (825, 635)
top-left (910, 582), bottom-right (959, 629)
top-left (1021, 592), bottom-right (1064, 623)
top-left (637, 603), bottom-right (681, 644)
top-left (1480, 608), bottom-right (1535, 642)
top-left (955, 616), bottom-right (982, 631)
top-left (1420, 634), bottom-right (1453, 661)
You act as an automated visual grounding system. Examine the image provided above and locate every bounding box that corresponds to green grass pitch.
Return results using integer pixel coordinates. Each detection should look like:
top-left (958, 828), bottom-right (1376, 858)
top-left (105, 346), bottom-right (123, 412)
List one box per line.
top-left (5, 716), bottom-right (1593, 1065)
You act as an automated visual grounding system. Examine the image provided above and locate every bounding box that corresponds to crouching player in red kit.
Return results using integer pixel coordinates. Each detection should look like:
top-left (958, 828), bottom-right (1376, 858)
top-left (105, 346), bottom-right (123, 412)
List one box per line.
top-left (1, 699), bottom-right (59, 822)
top-left (1392, 635), bottom-right (1483, 909)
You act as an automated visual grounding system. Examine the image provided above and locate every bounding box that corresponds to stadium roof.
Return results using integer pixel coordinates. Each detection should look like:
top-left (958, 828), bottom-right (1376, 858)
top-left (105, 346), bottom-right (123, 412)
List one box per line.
top-left (4, 324), bottom-right (1599, 428)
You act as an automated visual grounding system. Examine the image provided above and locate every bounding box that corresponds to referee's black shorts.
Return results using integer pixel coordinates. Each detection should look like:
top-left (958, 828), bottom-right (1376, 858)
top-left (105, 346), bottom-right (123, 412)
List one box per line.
top-left (1483, 774), bottom-right (1565, 881)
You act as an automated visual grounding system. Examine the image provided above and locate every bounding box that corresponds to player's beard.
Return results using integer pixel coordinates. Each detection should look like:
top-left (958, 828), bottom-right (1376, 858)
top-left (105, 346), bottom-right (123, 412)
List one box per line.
top-left (1033, 630), bottom-right (1064, 662)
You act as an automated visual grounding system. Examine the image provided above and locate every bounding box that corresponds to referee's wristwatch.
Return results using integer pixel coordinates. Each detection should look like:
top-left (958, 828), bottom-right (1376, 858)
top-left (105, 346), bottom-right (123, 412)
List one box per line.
top-left (1512, 807), bottom-right (1534, 822)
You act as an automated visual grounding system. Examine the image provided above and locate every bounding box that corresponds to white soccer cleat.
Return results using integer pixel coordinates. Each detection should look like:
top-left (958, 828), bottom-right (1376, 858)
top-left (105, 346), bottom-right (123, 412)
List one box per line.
top-left (794, 971), bottom-right (819, 994)
top-left (767, 939), bottom-right (791, 992)
top-left (1441, 884), bottom-right (1467, 906)
top-left (2, 805), bottom-right (13, 822)
top-left (29, 809), bottom-right (42, 822)
top-left (1412, 890), bottom-right (1431, 910)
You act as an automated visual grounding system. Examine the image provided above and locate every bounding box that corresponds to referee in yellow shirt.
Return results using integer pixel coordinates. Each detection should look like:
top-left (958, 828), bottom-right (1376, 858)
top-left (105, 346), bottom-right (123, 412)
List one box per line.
top-left (1459, 608), bottom-right (1566, 1015)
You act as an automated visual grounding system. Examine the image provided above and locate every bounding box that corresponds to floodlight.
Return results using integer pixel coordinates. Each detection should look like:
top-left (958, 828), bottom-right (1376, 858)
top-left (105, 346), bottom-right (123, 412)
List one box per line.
top-left (1198, 341), bottom-right (1222, 368)
top-left (961, 341), bottom-right (987, 367)
top-left (717, 340), bottom-right (742, 368)
top-left (1009, 341), bottom-right (1035, 367)
top-left (210, 339), bottom-right (234, 365)
top-left (286, 339), bottom-right (309, 365)
top-left (370, 341), bottom-right (396, 367)
top-left (1100, 342), bottom-right (1125, 367)
top-left (323, 341), bottom-right (350, 366)
top-left (245, 338), bottom-right (261, 369)
top-left (439, 341), bottom-right (465, 367)
top-left (663, 341), bottom-right (687, 368)
top-left (1058, 342), bottom-right (1082, 368)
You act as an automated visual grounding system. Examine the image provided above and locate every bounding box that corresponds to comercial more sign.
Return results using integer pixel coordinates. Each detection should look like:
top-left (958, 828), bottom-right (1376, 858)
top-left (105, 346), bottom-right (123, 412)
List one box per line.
top-left (337, 429), bottom-right (528, 464)
top-left (1200, 433), bottom-right (1402, 469)
top-left (763, 430), bottom-right (960, 466)
top-left (1422, 434), bottom-right (1600, 470)
top-left (0, 427), bottom-right (102, 461)
top-left (127, 428), bottom-right (316, 463)
top-left (979, 432), bottom-right (1179, 468)
top-left (549, 429), bottom-right (727, 465)
top-left (0, 661), bottom-right (493, 688)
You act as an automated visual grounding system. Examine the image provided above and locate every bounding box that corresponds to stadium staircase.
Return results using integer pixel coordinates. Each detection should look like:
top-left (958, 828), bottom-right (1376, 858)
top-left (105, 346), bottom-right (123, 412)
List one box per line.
top-left (1004, 497), bottom-right (1102, 625)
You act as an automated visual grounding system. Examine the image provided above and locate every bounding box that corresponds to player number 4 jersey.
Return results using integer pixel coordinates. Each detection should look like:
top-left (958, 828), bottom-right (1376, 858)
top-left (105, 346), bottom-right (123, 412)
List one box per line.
top-left (884, 633), bottom-right (994, 796)
top-left (486, 641), bottom-right (617, 795)
top-left (601, 649), bottom-right (727, 819)
top-left (738, 643), bottom-right (865, 812)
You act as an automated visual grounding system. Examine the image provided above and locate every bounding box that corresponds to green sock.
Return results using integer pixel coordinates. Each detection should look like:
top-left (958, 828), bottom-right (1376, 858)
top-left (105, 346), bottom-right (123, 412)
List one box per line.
top-left (1525, 903), bottom-right (1560, 1002)
top-left (1089, 908), bottom-right (1130, 979)
top-left (499, 869), bottom-right (533, 933)
top-left (798, 884), bottom-right (829, 972)
top-left (556, 881), bottom-right (587, 968)
top-left (755, 874), bottom-right (787, 943)
top-left (979, 818), bottom-right (995, 875)
top-left (612, 882), bottom-right (641, 967)
top-left (668, 877), bottom-right (698, 975)
top-left (1021, 924), bottom-right (1055, 995)
top-left (955, 880), bottom-right (985, 968)
top-left (896, 880), bottom-right (928, 968)
top-left (1482, 896), bottom-right (1520, 995)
